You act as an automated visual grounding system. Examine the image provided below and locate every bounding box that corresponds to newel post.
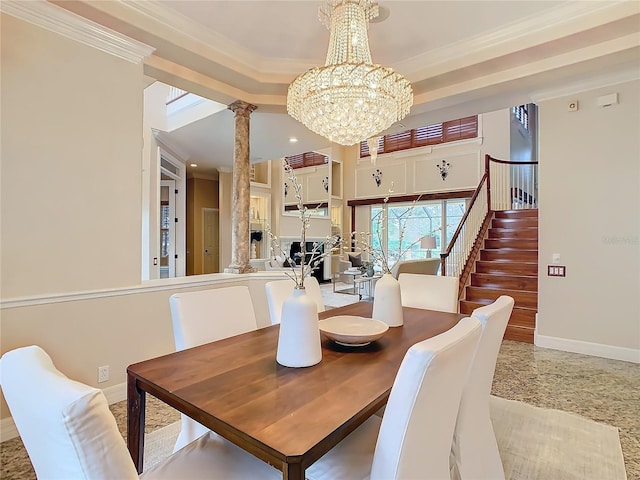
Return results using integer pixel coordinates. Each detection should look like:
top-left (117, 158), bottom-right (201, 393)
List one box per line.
top-left (485, 154), bottom-right (492, 212)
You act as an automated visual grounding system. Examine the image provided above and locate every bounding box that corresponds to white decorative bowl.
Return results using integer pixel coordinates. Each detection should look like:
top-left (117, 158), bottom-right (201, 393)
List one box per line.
top-left (319, 315), bottom-right (389, 346)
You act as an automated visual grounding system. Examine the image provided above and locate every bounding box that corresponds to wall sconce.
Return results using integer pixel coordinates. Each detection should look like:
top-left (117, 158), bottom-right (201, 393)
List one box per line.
top-left (420, 235), bottom-right (437, 258)
top-left (322, 176), bottom-right (329, 193)
top-left (372, 169), bottom-right (383, 187)
top-left (436, 160), bottom-right (451, 181)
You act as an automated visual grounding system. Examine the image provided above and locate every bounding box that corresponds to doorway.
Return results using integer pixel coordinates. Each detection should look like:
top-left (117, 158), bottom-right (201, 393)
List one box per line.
top-left (160, 180), bottom-right (176, 278)
top-left (203, 208), bottom-right (219, 273)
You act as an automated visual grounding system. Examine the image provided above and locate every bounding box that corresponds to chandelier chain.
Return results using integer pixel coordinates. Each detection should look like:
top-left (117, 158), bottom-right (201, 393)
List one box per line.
top-left (287, 0), bottom-right (413, 146)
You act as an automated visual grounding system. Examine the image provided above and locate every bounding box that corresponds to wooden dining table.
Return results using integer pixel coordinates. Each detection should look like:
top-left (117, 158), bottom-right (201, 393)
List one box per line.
top-left (127, 301), bottom-right (465, 480)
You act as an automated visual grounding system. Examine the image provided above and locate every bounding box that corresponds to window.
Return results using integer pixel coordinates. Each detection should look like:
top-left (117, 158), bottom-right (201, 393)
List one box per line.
top-left (370, 199), bottom-right (467, 269)
top-left (512, 105), bottom-right (529, 130)
top-left (285, 151), bottom-right (328, 169)
top-left (360, 116), bottom-right (478, 158)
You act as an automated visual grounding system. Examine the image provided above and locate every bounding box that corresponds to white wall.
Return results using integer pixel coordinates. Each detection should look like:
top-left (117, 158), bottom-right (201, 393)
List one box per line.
top-left (536, 79), bottom-right (640, 362)
top-left (348, 109), bottom-right (510, 234)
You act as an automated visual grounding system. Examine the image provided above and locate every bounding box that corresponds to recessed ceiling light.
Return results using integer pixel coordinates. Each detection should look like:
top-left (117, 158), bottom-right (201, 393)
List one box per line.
top-left (190, 163), bottom-right (198, 167)
top-left (289, 137), bottom-right (298, 143)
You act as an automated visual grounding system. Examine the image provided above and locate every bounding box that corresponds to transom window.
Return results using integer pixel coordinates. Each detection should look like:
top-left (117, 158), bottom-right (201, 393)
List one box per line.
top-left (285, 152), bottom-right (329, 169)
top-left (360, 116), bottom-right (478, 158)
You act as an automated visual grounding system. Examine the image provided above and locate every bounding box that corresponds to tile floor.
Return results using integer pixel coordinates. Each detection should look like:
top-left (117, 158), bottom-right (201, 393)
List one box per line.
top-left (1, 339), bottom-right (638, 479)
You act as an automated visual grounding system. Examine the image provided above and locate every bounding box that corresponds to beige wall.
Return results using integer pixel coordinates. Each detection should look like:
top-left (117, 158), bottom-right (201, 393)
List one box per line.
top-left (0, 15), bottom-right (285, 427)
top-left (536, 79), bottom-right (640, 359)
top-left (1, 15), bottom-right (143, 298)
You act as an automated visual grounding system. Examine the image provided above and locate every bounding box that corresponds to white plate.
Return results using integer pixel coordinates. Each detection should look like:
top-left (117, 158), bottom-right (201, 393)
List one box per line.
top-left (319, 316), bottom-right (389, 346)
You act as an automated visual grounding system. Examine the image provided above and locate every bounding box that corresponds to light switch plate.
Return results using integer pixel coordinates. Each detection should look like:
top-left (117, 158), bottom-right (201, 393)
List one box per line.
top-left (548, 265), bottom-right (566, 277)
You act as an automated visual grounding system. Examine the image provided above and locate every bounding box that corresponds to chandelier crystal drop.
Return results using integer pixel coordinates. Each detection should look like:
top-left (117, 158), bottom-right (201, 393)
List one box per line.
top-left (287, 0), bottom-right (413, 146)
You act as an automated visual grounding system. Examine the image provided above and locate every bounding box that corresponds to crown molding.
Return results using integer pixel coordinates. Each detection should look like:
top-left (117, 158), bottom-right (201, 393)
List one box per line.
top-left (0, 0), bottom-right (154, 64)
top-left (84, 0), bottom-right (638, 86)
top-left (400, 1), bottom-right (639, 79)
top-left (121, 0), bottom-right (308, 80)
top-left (153, 131), bottom-right (191, 162)
top-left (531, 65), bottom-right (640, 103)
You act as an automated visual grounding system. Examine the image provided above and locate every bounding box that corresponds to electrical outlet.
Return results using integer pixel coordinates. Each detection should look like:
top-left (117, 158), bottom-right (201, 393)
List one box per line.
top-left (98, 365), bottom-right (109, 383)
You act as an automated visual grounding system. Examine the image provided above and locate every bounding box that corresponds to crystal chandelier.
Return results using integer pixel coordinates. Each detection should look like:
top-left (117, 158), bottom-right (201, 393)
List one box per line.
top-left (287, 0), bottom-right (413, 146)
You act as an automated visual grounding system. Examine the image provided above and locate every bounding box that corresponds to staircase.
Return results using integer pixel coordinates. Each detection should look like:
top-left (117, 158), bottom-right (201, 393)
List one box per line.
top-left (459, 210), bottom-right (538, 343)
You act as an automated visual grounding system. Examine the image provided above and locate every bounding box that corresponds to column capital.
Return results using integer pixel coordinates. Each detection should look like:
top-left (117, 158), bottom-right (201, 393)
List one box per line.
top-left (228, 100), bottom-right (257, 118)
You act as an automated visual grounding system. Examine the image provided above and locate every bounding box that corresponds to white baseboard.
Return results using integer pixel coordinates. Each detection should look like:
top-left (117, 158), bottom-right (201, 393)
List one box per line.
top-left (1, 382), bottom-right (127, 442)
top-left (535, 333), bottom-right (640, 364)
top-left (102, 382), bottom-right (127, 404)
top-left (0, 417), bottom-right (18, 443)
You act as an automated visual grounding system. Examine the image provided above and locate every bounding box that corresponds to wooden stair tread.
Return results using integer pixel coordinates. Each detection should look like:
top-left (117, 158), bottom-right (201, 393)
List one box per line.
top-left (504, 325), bottom-right (535, 343)
top-left (482, 248), bottom-right (538, 252)
top-left (460, 209), bottom-right (538, 344)
top-left (495, 210), bottom-right (538, 217)
top-left (471, 273), bottom-right (538, 291)
top-left (466, 285), bottom-right (537, 295)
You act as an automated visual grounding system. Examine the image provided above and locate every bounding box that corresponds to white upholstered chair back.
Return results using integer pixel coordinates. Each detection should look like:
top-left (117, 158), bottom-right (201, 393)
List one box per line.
top-left (451, 295), bottom-right (515, 480)
top-left (169, 286), bottom-right (258, 351)
top-left (305, 318), bottom-right (482, 480)
top-left (0, 345), bottom-right (282, 480)
top-left (398, 273), bottom-right (459, 313)
top-left (169, 285), bottom-right (258, 451)
top-left (371, 317), bottom-right (482, 479)
top-left (265, 276), bottom-right (325, 325)
top-left (0, 345), bottom-right (140, 480)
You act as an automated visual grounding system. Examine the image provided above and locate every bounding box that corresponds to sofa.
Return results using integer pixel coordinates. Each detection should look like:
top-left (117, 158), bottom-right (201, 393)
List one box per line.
top-left (391, 258), bottom-right (441, 279)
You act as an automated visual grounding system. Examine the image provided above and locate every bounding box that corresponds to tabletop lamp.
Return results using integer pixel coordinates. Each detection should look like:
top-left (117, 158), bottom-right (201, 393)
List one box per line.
top-left (420, 235), bottom-right (437, 258)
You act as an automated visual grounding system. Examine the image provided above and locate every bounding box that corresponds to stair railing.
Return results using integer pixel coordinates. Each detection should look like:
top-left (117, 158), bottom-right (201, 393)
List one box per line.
top-left (487, 155), bottom-right (539, 210)
top-left (440, 172), bottom-right (488, 277)
top-left (441, 155), bottom-right (539, 278)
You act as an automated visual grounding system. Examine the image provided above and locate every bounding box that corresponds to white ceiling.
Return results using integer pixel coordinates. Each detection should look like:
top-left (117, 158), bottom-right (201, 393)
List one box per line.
top-left (53, 0), bottom-right (640, 175)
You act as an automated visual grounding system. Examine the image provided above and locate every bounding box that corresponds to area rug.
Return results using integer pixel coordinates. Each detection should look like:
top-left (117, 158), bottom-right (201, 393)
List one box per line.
top-left (143, 421), bottom-right (181, 471)
top-left (490, 395), bottom-right (626, 479)
top-left (143, 395), bottom-right (626, 479)
top-left (320, 282), bottom-right (362, 308)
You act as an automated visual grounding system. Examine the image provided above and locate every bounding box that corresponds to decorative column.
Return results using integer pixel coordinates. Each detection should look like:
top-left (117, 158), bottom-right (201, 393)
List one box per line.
top-left (225, 100), bottom-right (257, 274)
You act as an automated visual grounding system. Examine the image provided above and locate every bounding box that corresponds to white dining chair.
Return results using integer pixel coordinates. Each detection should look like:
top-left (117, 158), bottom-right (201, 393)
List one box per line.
top-left (0, 345), bottom-right (281, 480)
top-left (398, 272), bottom-right (459, 313)
top-left (169, 285), bottom-right (258, 451)
top-left (451, 295), bottom-right (515, 480)
top-left (305, 317), bottom-right (482, 480)
top-left (265, 276), bottom-right (325, 325)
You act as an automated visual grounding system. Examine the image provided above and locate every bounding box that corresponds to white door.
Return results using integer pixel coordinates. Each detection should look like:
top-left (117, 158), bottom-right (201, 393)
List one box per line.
top-left (160, 180), bottom-right (176, 278)
top-left (203, 208), bottom-right (219, 274)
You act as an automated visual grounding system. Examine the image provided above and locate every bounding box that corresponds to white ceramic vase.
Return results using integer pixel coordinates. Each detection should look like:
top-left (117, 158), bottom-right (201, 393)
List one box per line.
top-left (276, 286), bottom-right (322, 368)
top-left (372, 273), bottom-right (403, 327)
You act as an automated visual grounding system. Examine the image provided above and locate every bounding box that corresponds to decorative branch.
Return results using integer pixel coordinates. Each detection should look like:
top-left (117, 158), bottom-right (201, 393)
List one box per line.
top-left (351, 182), bottom-right (423, 274)
top-left (268, 158), bottom-right (339, 287)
